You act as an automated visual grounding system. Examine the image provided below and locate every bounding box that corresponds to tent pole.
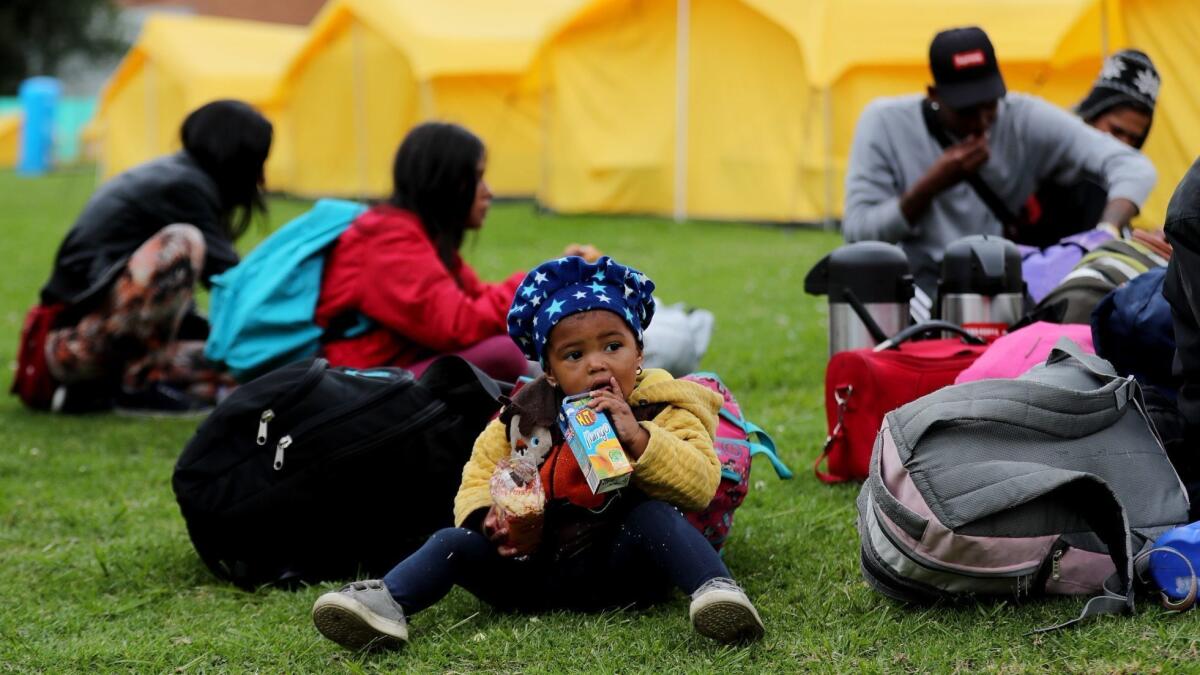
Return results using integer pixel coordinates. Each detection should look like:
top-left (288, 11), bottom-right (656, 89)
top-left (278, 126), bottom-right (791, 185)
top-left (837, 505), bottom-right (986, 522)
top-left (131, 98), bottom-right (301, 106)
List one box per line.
top-left (1100, 0), bottom-right (1111, 57)
top-left (352, 21), bottom-right (369, 197)
top-left (673, 0), bottom-right (689, 223)
top-left (145, 62), bottom-right (157, 164)
top-left (823, 86), bottom-right (835, 231)
top-left (539, 56), bottom-right (551, 211)
top-left (419, 80), bottom-right (435, 119)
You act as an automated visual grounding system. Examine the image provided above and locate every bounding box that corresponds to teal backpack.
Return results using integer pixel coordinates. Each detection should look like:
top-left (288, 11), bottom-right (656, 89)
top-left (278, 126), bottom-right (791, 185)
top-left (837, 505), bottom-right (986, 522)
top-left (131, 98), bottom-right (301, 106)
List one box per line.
top-left (205, 199), bottom-right (368, 381)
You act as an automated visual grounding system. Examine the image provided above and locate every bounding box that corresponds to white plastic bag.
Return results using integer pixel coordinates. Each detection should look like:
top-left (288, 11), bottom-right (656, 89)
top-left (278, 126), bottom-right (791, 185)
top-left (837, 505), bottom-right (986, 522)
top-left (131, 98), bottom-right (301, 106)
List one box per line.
top-left (642, 303), bottom-right (715, 376)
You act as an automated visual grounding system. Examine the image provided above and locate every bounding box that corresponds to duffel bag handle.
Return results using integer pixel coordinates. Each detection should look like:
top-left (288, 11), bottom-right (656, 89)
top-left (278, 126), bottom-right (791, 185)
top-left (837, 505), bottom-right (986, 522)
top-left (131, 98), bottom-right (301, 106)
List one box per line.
top-left (874, 321), bottom-right (986, 351)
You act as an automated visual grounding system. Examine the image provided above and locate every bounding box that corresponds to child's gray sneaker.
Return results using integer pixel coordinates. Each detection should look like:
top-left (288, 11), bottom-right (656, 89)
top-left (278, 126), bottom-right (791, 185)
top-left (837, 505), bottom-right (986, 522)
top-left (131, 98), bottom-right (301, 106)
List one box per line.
top-left (312, 580), bottom-right (408, 651)
top-left (689, 577), bottom-right (765, 643)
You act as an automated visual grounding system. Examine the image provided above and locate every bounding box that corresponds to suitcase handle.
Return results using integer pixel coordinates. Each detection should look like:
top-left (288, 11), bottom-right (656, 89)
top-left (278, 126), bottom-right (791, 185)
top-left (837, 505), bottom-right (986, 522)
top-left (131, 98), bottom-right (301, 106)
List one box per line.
top-left (874, 321), bottom-right (986, 351)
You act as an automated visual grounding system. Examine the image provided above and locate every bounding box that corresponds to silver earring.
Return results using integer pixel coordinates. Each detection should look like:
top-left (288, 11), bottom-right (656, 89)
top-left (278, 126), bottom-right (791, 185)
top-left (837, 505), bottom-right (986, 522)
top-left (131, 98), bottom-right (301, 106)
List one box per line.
top-left (930, 101), bottom-right (940, 111)
top-left (636, 366), bottom-right (643, 375)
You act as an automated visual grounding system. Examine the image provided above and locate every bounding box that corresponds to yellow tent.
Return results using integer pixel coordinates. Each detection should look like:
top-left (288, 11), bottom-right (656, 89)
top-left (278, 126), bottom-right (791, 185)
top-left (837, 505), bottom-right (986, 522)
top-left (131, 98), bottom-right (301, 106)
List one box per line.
top-left (267, 0), bottom-right (584, 199)
top-left (536, 0), bottom-right (1111, 223)
top-left (536, 0), bottom-right (1194, 226)
top-left (91, 14), bottom-right (304, 183)
top-left (536, 0), bottom-right (816, 222)
top-left (1118, 0), bottom-right (1200, 225)
top-left (749, 0), bottom-right (1116, 223)
top-left (0, 114), bottom-right (19, 169)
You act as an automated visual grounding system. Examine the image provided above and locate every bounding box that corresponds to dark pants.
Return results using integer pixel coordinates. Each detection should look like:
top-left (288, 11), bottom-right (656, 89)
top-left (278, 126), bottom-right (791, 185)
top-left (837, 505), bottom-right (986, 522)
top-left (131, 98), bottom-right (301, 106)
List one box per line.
top-left (383, 500), bottom-right (730, 615)
top-left (44, 224), bottom-right (233, 403)
top-left (405, 334), bottom-right (532, 383)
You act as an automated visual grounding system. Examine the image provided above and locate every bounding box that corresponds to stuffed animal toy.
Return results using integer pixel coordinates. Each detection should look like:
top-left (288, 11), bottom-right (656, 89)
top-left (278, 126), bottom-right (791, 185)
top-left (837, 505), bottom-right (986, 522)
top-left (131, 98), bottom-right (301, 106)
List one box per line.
top-left (498, 376), bottom-right (563, 469)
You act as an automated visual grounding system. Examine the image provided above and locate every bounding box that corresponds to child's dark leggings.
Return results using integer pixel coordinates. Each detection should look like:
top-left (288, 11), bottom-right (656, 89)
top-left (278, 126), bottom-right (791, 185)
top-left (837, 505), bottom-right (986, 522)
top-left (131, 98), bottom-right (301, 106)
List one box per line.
top-left (383, 499), bottom-right (731, 614)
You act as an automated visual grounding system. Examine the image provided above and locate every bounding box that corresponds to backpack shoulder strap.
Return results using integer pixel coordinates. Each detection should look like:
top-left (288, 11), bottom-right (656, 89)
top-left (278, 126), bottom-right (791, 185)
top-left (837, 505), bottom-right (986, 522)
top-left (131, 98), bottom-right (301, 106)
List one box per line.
top-left (1028, 475), bottom-right (1136, 633)
top-left (686, 371), bottom-right (793, 479)
top-left (1044, 337), bottom-right (1122, 380)
top-left (740, 419), bottom-right (793, 479)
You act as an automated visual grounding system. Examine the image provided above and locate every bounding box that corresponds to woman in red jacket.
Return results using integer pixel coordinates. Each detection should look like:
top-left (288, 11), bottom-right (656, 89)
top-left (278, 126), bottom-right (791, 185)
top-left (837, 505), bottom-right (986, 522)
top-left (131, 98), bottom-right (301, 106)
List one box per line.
top-left (315, 122), bottom-right (529, 381)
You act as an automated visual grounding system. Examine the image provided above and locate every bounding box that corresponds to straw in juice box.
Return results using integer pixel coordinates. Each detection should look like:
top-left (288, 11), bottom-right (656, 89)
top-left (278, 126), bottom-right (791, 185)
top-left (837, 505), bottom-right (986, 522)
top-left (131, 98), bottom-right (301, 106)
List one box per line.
top-left (558, 392), bottom-right (633, 494)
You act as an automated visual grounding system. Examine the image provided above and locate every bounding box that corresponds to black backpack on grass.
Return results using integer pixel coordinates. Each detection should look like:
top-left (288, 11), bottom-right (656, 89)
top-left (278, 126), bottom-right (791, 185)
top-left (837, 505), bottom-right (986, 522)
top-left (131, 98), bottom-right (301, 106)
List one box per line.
top-left (172, 356), bottom-right (502, 590)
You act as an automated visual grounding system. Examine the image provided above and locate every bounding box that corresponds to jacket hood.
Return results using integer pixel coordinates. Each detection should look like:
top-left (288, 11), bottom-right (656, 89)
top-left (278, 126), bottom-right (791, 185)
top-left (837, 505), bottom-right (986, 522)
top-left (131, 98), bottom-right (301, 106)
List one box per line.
top-left (1166, 157), bottom-right (1200, 253)
top-left (628, 368), bottom-right (722, 440)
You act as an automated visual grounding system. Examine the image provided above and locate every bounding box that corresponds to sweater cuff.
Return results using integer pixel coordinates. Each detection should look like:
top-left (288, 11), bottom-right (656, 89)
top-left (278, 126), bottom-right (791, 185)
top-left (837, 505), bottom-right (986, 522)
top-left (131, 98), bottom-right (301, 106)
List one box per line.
top-left (848, 197), bottom-right (914, 244)
top-left (878, 197), bottom-right (915, 242)
top-left (1106, 183), bottom-right (1152, 210)
top-left (460, 507), bottom-right (489, 533)
top-left (1106, 157), bottom-right (1156, 208)
top-left (454, 492), bottom-right (493, 527)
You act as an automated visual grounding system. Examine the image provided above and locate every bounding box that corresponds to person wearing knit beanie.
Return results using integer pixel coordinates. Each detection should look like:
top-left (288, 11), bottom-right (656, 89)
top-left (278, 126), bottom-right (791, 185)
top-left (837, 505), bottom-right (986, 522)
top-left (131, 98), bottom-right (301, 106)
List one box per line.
top-left (1077, 49), bottom-right (1160, 150)
top-left (1014, 50), bottom-right (1162, 247)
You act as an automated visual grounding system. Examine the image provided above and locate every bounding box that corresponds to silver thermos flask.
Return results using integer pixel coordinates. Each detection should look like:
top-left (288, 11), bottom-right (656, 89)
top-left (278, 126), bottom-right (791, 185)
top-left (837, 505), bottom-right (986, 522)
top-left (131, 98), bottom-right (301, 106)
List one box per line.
top-left (937, 235), bottom-right (1024, 342)
top-left (805, 241), bottom-right (914, 356)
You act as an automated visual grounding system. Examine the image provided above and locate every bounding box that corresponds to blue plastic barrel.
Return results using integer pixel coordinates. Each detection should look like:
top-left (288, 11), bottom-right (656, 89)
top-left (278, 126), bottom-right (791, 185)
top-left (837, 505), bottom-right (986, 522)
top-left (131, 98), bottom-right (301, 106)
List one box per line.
top-left (18, 76), bottom-right (61, 175)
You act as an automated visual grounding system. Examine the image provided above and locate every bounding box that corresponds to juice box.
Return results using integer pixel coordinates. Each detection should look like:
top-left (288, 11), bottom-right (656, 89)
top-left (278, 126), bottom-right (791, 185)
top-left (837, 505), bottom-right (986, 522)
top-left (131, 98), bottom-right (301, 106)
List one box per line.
top-left (558, 393), bottom-right (633, 494)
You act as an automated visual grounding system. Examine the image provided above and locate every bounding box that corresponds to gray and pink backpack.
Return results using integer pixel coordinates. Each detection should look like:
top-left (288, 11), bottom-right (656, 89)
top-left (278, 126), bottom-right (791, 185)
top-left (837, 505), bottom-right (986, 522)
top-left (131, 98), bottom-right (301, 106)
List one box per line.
top-left (858, 339), bottom-right (1190, 629)
top-left (682, 372), bottom-right (793, 550)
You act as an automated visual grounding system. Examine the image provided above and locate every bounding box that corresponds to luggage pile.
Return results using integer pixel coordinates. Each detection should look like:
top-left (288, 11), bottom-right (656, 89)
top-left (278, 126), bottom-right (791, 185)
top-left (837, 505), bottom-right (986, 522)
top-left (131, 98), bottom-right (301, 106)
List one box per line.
top-left (809, 233), bottom-right (1197, 627)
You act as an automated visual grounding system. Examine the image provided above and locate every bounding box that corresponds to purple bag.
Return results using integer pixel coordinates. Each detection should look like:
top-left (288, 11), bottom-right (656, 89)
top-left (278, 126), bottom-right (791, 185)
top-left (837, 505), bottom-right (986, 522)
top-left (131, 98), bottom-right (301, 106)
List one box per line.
top-left (1020, 228), bottom-right (1114, 303)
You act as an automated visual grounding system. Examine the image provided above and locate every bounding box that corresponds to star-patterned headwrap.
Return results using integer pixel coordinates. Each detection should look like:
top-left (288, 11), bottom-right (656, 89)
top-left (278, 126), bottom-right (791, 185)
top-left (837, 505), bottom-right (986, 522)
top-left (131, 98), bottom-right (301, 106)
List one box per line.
top-left (506, 256), bottom-right (656, 362)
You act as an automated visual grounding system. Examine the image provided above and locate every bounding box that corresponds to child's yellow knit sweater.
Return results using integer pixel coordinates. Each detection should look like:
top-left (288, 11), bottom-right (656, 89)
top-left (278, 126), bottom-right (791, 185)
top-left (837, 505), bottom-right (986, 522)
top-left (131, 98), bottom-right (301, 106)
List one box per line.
top-left (454, 368), bottom-right (723, 525)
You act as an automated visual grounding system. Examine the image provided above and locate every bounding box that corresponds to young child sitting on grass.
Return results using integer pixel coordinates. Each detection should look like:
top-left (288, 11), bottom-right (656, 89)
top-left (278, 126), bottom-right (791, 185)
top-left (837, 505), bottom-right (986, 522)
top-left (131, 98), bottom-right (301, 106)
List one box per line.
top-left (311, 256), bottom-right (765, 649)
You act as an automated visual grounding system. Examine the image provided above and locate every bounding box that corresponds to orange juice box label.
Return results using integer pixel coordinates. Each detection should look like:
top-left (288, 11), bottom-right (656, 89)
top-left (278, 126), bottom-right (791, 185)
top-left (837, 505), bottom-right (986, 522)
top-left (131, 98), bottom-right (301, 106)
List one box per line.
top-left (558, 393), bottom-right (633, 494)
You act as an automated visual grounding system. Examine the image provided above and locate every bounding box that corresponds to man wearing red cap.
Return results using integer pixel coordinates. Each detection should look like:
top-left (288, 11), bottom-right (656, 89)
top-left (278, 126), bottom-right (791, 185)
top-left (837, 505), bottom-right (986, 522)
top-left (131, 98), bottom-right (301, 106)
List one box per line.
top-left (843, 26), bottom-right (1156, 310)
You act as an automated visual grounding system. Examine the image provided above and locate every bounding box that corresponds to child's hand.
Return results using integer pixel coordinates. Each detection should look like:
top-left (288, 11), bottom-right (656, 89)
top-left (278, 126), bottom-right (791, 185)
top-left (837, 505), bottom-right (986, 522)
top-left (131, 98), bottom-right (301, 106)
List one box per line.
top-left (483, 505), bottom-right (531, 557)
top-left (588, 377), bottom-right (650, 459)
top-left (563, 242), bottom-right (603, 262)
top-left (483, 505), bottom-right (514, 555)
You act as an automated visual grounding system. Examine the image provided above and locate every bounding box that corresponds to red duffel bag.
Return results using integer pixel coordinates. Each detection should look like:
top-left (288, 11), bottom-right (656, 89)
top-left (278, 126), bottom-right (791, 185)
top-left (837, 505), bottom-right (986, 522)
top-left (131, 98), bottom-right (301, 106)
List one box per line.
top-left (814, 322), bottom-right (988, 483)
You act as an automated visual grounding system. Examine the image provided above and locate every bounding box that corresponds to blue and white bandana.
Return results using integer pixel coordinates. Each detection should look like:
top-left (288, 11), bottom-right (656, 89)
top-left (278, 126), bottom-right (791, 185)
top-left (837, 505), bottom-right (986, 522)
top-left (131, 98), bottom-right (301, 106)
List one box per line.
top-left (507, 256), bottom-right (656, 362)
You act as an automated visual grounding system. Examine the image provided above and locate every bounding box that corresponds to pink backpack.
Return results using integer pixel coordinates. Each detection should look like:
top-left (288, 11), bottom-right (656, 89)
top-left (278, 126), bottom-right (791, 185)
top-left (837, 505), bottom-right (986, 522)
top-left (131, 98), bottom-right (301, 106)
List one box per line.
top-left (680, 373), bottom-right (792, 550)
top-left (955, 322), bottom-right (1095, 384)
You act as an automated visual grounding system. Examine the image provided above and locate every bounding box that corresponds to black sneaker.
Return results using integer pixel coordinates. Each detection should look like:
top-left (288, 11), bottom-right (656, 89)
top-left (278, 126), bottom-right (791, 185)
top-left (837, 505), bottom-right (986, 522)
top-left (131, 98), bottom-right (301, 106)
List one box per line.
top-left (113, 383), bottom-right (214, 418)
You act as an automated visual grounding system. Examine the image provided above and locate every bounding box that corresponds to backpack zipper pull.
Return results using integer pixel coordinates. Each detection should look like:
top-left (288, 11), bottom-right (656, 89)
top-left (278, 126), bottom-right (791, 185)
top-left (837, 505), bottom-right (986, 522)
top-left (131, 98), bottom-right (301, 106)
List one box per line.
top-left (257, 409), bottom-right (275, 446)
top-left (274, 435), bottom-right (292, 471)
top-left (1051, 548), bottom-right (1065, 581)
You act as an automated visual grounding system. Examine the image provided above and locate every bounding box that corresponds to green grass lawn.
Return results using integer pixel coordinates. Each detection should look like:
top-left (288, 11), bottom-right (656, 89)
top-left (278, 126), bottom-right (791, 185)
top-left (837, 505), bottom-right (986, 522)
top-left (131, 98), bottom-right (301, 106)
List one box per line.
top-left (0, 168), bottom-right (1196, 673)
